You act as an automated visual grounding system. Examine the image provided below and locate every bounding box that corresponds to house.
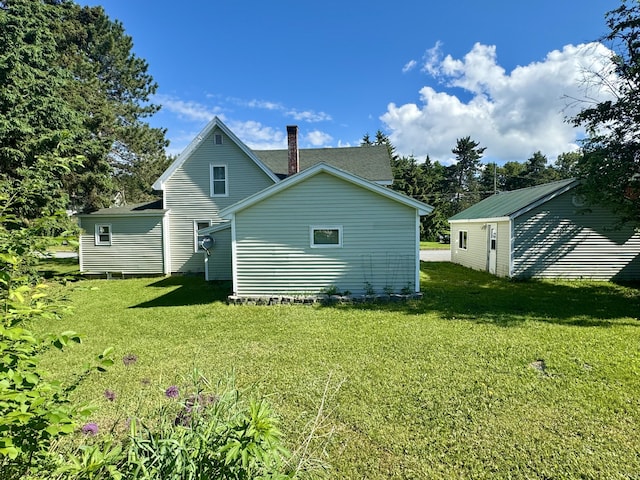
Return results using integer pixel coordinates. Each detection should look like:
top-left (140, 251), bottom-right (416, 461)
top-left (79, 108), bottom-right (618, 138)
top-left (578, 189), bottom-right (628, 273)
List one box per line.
top-left (79, 117), bottom-right (433, 294)
top-left (448, 178), bottom-right (640, 280)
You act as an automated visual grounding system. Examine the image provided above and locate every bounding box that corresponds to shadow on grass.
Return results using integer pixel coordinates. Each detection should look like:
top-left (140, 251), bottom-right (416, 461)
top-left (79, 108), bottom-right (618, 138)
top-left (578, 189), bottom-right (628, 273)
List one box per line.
top-left (131, 276), bottom-right (231, 308)
top-left (39, 257), bottom-right (83, 281)
top-left (330, 262), bottom-right (640, 328)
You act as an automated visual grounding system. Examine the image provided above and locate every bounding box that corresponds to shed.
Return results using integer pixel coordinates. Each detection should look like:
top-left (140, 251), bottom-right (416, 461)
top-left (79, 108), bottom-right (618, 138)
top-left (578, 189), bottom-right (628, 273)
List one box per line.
top-left (448, 179), bottom-right (640, 280)
top-left (211, 163), bottom-right (433, 296)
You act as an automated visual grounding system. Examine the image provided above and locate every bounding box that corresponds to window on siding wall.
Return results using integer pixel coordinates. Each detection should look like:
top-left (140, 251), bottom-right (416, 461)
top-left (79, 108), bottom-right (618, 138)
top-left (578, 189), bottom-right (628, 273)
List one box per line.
top-left (214, 133), bottom-right (223, 145)
top-left (310, 226), bottom-right (342, 248)
top-left (95, 224), bottom-right (112, 246)
top-left (210, 164), bottom-right (228, 197)
top-left (459, 230), bottom-right (468, 250)
top-left (194, 220), bottom-right (211, 252)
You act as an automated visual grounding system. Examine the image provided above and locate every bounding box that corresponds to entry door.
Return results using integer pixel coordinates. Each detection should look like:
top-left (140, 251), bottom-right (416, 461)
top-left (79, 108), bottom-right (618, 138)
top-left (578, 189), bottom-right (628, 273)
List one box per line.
top-left (487, 224), bottom-right (497, 274)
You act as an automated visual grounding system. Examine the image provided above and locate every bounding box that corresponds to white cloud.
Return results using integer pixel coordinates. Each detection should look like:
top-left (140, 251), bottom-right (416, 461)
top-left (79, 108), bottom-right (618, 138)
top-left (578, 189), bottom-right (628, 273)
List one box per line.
top-left (306, 130), bottom-right (333, 147)
top-left (155, 95), bottom-right (220, 122)
top-left (382, 42), bottom-right (617, 164)
top-left (228, 120), bottom-right (287, 150)
top-left (402, 59), bottom-right (417, 73)
top-left (286, 109), bottom-right (332, 122)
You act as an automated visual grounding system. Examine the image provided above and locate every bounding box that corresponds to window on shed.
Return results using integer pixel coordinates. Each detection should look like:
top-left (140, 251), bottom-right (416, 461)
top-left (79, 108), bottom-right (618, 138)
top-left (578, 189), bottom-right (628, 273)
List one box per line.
top-left (210, 165), bottom-right (228, 197)
top-left (194, 220), bottom-right (211, 252)
top-left (459, 230), bottom-right (468, 250)
top-left (311, 226), bottom-right (342, 248)
top-left (95, 224), bottom-right (112, 246)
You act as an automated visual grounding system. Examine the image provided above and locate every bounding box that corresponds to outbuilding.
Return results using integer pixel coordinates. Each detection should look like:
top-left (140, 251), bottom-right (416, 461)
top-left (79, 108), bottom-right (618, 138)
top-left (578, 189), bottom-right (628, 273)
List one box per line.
top-left (448, 179), bottom-right (640, 280)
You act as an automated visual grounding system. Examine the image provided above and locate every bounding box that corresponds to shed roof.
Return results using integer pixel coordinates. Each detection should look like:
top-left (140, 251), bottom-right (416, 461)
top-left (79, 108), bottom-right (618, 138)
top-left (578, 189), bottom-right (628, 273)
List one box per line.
top-left (449, 178), bottom-right (579, 222)
top-left (77, 199), bottom-right (167, 217)
top-left (253, 145), bottom-right (393, 184)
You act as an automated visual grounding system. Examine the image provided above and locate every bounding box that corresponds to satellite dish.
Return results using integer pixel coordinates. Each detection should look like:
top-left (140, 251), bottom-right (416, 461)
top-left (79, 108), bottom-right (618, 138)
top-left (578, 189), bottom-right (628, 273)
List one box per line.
top-left (200, 236), bottom-right (215, 254)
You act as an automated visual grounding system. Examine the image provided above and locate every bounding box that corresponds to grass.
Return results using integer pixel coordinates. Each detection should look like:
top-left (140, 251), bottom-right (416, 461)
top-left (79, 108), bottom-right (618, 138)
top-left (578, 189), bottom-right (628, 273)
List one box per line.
top-left (420, 240), bottom-right (450, 250)
top-left (36, 259), bottom-right (640, 479)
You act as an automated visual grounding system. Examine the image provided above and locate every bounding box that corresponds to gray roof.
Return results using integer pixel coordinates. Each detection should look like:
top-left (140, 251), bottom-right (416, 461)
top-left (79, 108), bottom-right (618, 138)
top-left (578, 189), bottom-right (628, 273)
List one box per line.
top-left (78, 199), bottom-right (166, 217)
top-left (449, 178), bottom-right (579, 221)
top-left (253, 144), bottom-right (393, 183)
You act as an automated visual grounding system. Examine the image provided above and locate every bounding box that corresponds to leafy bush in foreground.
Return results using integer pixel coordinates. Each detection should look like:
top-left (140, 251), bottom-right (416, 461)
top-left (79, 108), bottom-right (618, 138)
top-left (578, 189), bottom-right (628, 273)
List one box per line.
top-left (55, 371), bottom-right (293, 480)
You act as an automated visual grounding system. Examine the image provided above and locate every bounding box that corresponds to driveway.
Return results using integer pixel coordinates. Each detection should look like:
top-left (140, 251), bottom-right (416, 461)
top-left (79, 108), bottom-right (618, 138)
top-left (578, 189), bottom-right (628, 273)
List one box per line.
top-left (420, 249), bottom-right (450, 262)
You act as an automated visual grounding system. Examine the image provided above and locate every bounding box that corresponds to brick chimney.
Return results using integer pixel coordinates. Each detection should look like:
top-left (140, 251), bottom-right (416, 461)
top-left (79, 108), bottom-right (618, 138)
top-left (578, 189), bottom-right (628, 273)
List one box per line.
top-left (287, 125), bottom-right (299, 176)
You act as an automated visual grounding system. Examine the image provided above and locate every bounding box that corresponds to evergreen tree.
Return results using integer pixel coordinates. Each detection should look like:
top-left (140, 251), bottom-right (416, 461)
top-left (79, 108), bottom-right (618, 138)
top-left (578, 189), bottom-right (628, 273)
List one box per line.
top-left (0, 0), bottom-right (169, 218)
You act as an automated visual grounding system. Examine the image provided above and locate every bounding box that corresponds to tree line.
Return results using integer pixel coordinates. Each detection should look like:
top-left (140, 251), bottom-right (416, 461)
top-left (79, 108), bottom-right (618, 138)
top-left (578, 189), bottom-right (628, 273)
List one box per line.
top-left (362, 132), bottom-right (582, 241)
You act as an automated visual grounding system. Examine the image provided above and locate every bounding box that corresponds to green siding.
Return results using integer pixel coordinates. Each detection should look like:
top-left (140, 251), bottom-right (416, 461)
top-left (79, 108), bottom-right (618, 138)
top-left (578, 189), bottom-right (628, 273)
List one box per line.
top-left (512, 190), bottom-right (640, 280)
top-left (165, 127), bottom-right (275, 273)
top-left (207, 227), bottom-right (232, 280)
top-left (233, 173), bottom-right (417, 295)
top-left (80, 215), bottom-right (165, 274)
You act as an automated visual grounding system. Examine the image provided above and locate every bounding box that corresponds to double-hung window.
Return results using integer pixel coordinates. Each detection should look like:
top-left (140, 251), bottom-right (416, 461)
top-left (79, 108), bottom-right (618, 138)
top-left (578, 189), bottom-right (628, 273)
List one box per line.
top-left (95, 224), bottom-right (112, 246)
top-left (210, 164), bottom-right (228, 197)
top-left (310, 225), bottom-right (342, 248)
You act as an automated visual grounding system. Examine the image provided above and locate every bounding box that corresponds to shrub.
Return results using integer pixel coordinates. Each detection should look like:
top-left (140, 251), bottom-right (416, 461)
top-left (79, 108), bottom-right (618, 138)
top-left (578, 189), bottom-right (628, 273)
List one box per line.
top-left (55, 371), bottom-right (294, 479)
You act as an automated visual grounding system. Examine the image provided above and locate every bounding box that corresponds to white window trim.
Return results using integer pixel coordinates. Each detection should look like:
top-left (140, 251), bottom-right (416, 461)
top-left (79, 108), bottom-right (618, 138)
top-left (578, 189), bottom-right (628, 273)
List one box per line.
top-left (310, 225), bottom-right (343, 248)
top-left (459, 230), bottom-right (468, 250)
top-left (210, 164), bottom-right (228, 197)
top-left (194, 220), bottom-right (212, 252)
top-left (95, 224), bottom-right (112, 246)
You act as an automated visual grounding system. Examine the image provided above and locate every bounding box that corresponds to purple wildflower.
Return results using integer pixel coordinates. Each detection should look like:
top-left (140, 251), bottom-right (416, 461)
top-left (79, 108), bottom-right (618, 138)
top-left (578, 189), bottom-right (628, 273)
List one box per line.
top-left (104, 389), bottom-right (116, 402)
top-left (82, 423), bottom-right (98, 436)
top-left (165, 385), bottom-right (179, 399)
top-left (122, 353), bottom-right (138, 366)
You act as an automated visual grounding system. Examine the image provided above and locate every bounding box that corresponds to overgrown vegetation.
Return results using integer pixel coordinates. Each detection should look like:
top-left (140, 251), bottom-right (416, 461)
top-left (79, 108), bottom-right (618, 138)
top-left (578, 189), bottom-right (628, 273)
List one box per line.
top-left (36, 259), bottom-right (640, 479)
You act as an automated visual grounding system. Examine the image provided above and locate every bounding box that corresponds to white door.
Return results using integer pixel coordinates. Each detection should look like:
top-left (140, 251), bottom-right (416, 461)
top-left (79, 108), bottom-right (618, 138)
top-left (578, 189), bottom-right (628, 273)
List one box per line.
top-left (487, 224), bottom-right (497, 274)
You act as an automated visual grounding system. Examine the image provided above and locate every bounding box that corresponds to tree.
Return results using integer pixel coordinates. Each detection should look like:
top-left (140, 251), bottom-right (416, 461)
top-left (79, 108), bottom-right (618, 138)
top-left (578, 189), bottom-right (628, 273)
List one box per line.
top-left (449, 136), bottom-right (486, 213)
top-left (555, 151), bottom-right (583, 179)
top-left (571, 0), bottom-right (640, 224)
top-left (0, 0), bottom-right (169, 217)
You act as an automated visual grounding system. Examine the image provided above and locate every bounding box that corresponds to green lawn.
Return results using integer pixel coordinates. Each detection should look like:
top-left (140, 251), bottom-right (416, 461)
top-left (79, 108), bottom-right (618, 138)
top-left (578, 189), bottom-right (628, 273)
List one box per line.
top-left (37, 260), bottom-right (640, 479)
top-left (420, 240), bottom-right (450, 250)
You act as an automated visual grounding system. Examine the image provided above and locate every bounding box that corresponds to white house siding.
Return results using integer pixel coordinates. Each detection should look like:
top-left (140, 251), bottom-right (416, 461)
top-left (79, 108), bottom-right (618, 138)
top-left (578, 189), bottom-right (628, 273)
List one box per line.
top-left (164, 127), bottom-right (275, 273)
top-left (206, 227), bottom-right (232, 281)
top-left (496, 220), bottom-right (511, 277)
top-left (512, 191), bottom-right (640, 280)
top-left (79, 215), bottom-right (165, 274)
top-left (233, 173), bottom-right (418, 296)
top-left (450, 222), bottom-right (489, 272)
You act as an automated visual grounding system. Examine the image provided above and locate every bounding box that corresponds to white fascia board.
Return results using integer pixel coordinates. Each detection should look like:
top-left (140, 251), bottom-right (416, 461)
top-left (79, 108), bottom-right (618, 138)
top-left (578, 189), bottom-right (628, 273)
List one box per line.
top-left (152, 116), bottom-right (279, 191)
top-left (449, 216), bottom-right (511, 224)
top-left (219, 162), bottom-right (433, 218)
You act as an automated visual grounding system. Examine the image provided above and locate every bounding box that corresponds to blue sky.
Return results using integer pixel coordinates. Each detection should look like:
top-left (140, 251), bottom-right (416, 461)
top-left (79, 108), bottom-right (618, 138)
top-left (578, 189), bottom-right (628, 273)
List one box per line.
top-left (83, 1), bottom-right (621, 164)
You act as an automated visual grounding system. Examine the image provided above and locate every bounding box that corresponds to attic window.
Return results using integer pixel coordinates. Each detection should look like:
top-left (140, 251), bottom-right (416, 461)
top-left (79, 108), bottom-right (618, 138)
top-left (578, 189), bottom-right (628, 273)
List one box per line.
top-left (214, 134), bottom-right (223, 145)
top-left (311, 225), bottom-right (342, 248)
